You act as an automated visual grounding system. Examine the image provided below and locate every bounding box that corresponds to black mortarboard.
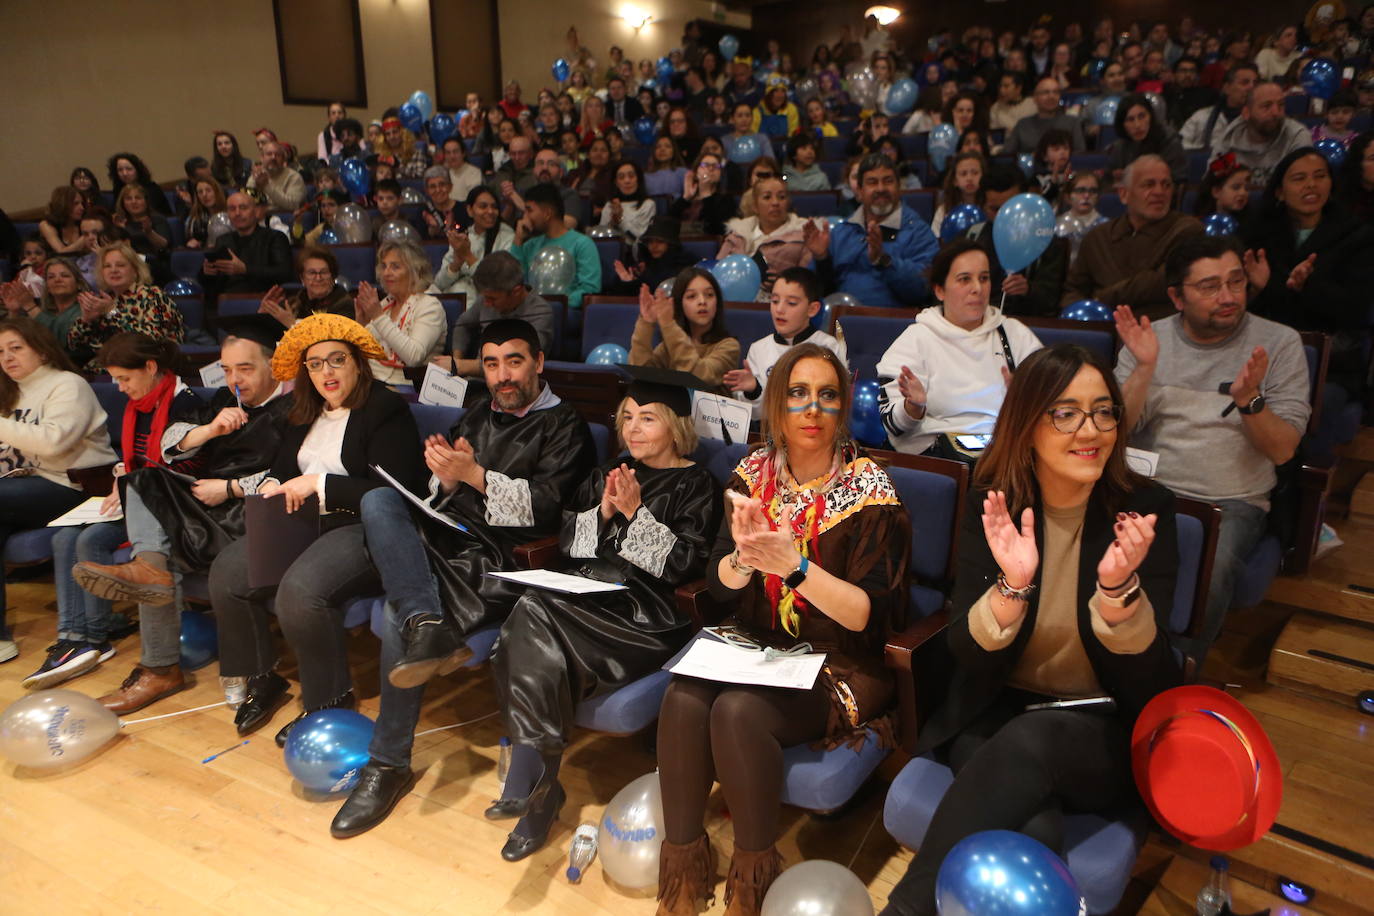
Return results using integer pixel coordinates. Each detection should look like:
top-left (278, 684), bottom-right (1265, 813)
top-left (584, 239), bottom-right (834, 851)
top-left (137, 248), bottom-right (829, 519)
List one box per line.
top-left (219, 313), bottom-right (287, 350)
top-left (479, 317), bottom-right (543, 356)
top-left (620, 364), bottom-right (703, 417)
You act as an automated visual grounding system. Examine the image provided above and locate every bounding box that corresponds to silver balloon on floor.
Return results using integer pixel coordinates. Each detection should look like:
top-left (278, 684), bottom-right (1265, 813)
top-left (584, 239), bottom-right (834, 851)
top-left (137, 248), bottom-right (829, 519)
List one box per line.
top-left (0, 688), bottom-right (121, 768)
top-left (598, 770), bottom-right (665, 888)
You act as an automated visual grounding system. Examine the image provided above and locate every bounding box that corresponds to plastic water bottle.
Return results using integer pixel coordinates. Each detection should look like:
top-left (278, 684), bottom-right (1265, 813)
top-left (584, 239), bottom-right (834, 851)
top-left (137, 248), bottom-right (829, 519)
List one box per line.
top-left (497, 736), bottom-right (511, 784)
top-left (220, 676), bottom-right (247, 709)
top-left (566, 823), bottom-right (599, 883)
top-left (1195, 855), bottom-right (1232, 915)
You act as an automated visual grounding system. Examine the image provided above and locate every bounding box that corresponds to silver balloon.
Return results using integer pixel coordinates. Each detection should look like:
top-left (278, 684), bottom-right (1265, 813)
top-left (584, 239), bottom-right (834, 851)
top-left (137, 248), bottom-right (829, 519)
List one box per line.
top-left (598, 771), bottom-right (665, 889)
top-left (400, 186), bottom-right (425, 205)
top-left (205, 212), bottom-right (233, 247)
top-left (334, 207), bottom-right (372, 244)
top-left (847, 67), bottom-right (877, 109)
top-left (823, 292), bottom-right (862, 309)
top-left (762, 860), bottom-right (875, 916)
top-left (334, 275), bottom-right (355, 293)
top-left (377, 219), bottom-right (420, 245)
top-left (588, 225), bottom-right (622, 240)
top-left (793, 76), bottom-right (819, 103)
top-left (527, 245), bottom-right (576, 295)
top-left (0, 689), bottom-right (121, 768)
top-left (655, 278), bottom-right (675, 298)
top-left (1144, 92), bottom-right (1167, 123)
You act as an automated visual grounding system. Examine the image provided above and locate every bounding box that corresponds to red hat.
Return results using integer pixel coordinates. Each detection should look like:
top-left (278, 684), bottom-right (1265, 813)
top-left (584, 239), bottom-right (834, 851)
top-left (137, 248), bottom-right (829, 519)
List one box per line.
top-left (1131, 686), bottom-right (1282, 851)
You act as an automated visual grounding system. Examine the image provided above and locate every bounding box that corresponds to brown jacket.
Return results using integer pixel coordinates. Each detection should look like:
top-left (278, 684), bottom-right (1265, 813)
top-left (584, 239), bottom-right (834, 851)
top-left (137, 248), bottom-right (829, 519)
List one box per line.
top-left (1061, 211), bottom-right (1203, 320)
top-left (629, 317), bottom-right (740, 390)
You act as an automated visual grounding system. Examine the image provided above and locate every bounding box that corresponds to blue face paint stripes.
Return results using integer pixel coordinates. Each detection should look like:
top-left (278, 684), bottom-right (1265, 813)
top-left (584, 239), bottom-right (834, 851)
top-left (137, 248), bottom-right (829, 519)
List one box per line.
top-left (788, 399), bottom-right (841, 414)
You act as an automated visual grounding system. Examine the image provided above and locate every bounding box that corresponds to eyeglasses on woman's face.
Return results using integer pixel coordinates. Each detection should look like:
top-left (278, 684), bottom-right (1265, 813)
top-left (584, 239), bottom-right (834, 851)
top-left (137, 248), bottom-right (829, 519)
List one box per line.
top-left (304, 351), bottom-right (351, 373)
top-left (1045, 404), bottom-right (1121, 433)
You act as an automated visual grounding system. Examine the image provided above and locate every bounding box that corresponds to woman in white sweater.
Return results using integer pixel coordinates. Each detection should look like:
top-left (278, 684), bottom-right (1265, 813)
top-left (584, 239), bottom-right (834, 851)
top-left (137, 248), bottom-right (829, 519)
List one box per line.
top-left (0, 318), bottom-right (117, 661)
top-left (877, 240), bottom-right (1043, 461)
top-left (355, 239), bottom-right (446, 389)
top-left (429, 187), bottom-right (516, 304)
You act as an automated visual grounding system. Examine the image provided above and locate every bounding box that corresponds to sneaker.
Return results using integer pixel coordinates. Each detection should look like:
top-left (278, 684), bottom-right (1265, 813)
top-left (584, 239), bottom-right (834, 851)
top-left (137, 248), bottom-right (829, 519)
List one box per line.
top-left (21, 639), bottom-right (100, 689)
top-left (89, 640), bottom-right (116, 663)
top-left (0, 639), bottom-right (16, 664)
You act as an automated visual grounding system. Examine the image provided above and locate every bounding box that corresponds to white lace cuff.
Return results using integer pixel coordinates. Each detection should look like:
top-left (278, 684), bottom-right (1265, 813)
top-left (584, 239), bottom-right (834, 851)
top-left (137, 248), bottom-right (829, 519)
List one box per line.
top-left (618, 506), bottom-right (676, 578)
top-left (237, 470), bottom-right (268, 496)
top-left (485, 471), bottom-right (533, 527)
top-left (163, 422), bottom-right (200, 459)
top-left (570, 507), bottom-right (601, 559)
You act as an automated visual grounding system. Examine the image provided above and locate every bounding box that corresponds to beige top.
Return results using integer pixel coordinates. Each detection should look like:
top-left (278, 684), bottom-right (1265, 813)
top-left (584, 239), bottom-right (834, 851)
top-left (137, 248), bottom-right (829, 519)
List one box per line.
top-left (968, 499), bottom-right (1159, 698)
top-left (629, 317), bottom-right (740, 390)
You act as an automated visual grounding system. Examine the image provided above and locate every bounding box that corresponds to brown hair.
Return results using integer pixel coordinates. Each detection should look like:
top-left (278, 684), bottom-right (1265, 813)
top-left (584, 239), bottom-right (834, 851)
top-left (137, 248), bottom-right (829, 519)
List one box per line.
top-left (98, 331), bottom-right (180, 373)
top-left (760, 343), bottom-right (851, 455)
top-left (45, 186), bottom-right (83, 228)
top-left (974, 344), bottom-right (1140, 516)
top-left (295, 245), bottom-right (340, 278)
top-left (287, 340), bottom-right (374, 425)
top-left (0, 318), bottom-right (78, 415)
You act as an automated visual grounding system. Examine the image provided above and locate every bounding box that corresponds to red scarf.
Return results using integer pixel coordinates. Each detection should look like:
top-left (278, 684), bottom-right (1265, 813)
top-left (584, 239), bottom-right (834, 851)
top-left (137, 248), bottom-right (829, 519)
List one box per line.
top-left (121, 372), bottom-right (177, 469)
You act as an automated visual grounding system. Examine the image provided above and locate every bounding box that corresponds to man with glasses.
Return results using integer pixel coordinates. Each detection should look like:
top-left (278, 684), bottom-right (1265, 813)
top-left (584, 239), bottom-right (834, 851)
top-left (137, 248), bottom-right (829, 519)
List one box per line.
top-left (1004, 76), bottom-right (1086, 156)
top-left (1113, 235), bottom-right (1309, 663)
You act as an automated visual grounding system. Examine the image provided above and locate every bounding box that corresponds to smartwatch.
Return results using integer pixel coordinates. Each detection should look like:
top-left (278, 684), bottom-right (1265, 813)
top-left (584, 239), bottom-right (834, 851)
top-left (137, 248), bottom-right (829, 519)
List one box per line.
top-left (1236, 394), bottom-right (1266, 415)
top-left (784, 555), bottom-right (810, 589)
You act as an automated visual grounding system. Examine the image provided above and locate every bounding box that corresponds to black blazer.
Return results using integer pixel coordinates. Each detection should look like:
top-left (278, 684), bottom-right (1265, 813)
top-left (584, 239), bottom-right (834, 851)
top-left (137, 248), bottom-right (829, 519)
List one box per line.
top-left (270, 381), bottom-right (428, 522)
top-left (916, 481), bottom-right (1184, 756)
top-left (1243, 208), bottom-right (1374, 333)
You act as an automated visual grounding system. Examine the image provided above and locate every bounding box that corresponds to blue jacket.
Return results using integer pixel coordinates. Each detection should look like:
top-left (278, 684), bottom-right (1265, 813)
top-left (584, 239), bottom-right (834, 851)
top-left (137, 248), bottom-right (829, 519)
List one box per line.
top-left (829, 205), bottom-right (938, 308)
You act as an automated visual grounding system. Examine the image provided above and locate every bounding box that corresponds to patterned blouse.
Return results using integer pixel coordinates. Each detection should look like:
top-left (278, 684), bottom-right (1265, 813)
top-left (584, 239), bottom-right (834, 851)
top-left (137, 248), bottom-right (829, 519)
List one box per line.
top-left (68, 283), bottom-right (185, 372)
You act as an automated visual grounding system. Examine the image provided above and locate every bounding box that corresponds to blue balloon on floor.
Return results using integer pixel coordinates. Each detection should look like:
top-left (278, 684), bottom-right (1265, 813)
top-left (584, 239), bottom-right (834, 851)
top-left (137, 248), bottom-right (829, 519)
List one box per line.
top-left (936, 830), bottom-right (1082, 916)
top-left (1202, 212), bottom-right (1238, 238)
top-left (398, 102), bottom-right (423, 134)
top-left (1060, 299), bottom-right (1112, 321)
top-left (940, 203), bottom-right (985, 243)
top-left (850, 378), bottom-right (887, 447)
top-left (587, 343), bottom-right (629, 366)
top-left (284, 709), bottom-right (375, 794)
top-left (179, 611), bottom-right (218, 670)
top-left (712, 254), bottom-right (762, 301)
top-left (165, 278), bottom-right (201, 296)
top-left (633, 116), bottom-right (657, 146)
top-left (1314, 137), bottom-right (1347, 167)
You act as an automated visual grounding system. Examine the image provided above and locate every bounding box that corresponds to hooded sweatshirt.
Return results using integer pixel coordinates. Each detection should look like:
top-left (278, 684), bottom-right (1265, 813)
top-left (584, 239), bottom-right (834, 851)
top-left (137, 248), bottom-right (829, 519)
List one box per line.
top-left (876, 305), bottom-right (1043, 454)
top-left (0, 365), bottom-right (117, 487)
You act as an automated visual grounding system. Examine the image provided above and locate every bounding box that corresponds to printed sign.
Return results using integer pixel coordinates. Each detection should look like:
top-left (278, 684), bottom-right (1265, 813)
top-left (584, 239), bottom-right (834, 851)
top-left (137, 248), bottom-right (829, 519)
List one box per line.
top-left (419, 362), bottom-right (468, 408)
top-left (198, 362), bottom-right (226, 388)
top-left (692, 392), bottom-right (752, 444)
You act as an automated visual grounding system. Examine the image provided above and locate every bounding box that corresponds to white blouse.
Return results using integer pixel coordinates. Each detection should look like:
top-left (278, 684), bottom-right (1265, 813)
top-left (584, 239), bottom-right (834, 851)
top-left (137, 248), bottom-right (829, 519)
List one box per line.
top-left (298, 407), bottom-right (350, 511)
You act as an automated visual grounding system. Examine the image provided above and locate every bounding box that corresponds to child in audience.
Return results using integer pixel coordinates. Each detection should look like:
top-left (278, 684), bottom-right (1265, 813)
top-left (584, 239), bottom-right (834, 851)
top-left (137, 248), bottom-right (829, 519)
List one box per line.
top-left (1032, 128), bottom-right (1075, 207)
top-left (1193, 153), bottom-right (1252, 226)
top-left (724, 267), bottom-right (847, 413)
top-left (782, 135), bottom-right (831, 191)
top-left (16, 235), bottom-right (51, 303)
top-left (300, 189), bottom-right (348, 245)
top-left (1312, 89), bottom-right (1358, 148)
top-left (370, 179), bottom-right (405, 236)
top-left (629, 266), bottom-right (741, 390)
top-left (933, 152), bottom-right (986, 239)
top-left (1055, 171), bottom-right (1108, 263)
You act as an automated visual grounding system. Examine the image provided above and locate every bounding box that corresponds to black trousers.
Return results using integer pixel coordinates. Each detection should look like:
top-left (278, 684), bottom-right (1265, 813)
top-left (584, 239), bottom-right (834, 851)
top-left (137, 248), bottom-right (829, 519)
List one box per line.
top-left (882, 691), bottom-right (1132, 916)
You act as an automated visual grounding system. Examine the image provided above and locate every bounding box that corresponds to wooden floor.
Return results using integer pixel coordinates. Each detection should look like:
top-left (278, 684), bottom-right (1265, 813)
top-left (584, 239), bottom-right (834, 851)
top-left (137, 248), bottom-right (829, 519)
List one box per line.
top-left (3, 511), bottom-right (1374, 913)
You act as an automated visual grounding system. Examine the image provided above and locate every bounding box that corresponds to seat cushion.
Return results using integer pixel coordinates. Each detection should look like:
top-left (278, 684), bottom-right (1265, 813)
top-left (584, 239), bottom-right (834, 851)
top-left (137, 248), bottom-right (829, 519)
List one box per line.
top-left (780, 728), bottom-right (889, 813)
top-left (367, 602), bottom-right (500, 670)
top-left (574, 669), bottom-right (671, 733)
top-left (4, 528), bottom-right (57, 565)
top-left (1233, 534), bottom-right (1282, 608)
top-left (910, 583), bottom-right (945, 619)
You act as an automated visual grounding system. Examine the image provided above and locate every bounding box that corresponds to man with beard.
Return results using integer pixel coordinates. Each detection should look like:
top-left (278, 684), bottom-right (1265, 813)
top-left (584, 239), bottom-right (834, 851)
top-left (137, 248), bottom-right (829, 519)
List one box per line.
top-left (1207, 81), bottom-right (1310, 188)
top-left (511, 183), bottom-right (600, 308)
top-left (1163, 56), bottom-right (1218, 130)
top-left (1113, 235), bottom-right (1308, 662)
top-left (328, 318), bottom-right (596, 840)
top-left (801, 153), bottom-right (939, 308)
top-left (503, 146), bottom-right (585, 229)
top-left (1180, 63), bottom-right (1257, 151)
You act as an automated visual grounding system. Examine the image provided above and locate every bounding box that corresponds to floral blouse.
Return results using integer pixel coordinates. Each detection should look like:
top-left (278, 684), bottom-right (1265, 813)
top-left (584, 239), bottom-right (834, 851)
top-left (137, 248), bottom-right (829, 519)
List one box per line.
top-left (68, 283), bottom-right (185, 372)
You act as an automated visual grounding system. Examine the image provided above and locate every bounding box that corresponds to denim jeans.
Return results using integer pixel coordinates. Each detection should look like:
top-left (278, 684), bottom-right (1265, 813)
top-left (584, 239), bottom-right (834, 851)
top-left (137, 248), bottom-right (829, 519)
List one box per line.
top-left (52, 521), bottom-right (126, 644)
top-left (121, 485), bottom-right (182, 667)
top-left (1190, 498), bottom-right (1269, 663)
top-left (0, 476), bottom-right (88, 637)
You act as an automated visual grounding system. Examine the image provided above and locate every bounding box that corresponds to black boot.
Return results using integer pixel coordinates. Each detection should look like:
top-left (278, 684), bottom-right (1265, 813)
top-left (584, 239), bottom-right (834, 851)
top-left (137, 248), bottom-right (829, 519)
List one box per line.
top-left (484, 746), bottom-right (561, 820)
top-left (275, 689), bottom-right (356, 748)
top-left (387, 614), bottom-right (471, 689)
top-left (500, 781), bottom-right (566, 862)
top-left (330, 760), bottom-right (415, 839)
top-left (233, 671), bottom-right (291, 736)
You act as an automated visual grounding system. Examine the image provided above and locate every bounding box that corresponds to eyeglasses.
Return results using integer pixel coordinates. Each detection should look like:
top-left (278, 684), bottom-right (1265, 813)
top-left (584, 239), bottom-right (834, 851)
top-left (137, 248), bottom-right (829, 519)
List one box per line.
top-left (1045, 404), bottom-right (1122, 434)
top-left (302, 269), bottom-right (333, 279)
top-left (1183, 274), bottom-right (1248, 298)
top-left (304, 352), bottom-right (350, 373)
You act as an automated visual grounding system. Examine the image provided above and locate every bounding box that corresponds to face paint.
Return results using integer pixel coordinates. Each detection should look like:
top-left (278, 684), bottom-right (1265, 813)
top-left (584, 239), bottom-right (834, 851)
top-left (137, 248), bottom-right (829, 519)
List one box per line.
top-left (787, 399), bottom-right (841, 414)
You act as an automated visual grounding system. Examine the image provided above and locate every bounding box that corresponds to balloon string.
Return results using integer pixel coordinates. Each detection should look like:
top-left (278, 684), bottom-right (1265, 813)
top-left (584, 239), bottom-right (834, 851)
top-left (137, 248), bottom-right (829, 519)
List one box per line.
top-left (847, 808), bottom-right (883, 871)
top-left (120, 701), bottom-right (226, 726)
top-left (414, 710), bottom-right (500, 738)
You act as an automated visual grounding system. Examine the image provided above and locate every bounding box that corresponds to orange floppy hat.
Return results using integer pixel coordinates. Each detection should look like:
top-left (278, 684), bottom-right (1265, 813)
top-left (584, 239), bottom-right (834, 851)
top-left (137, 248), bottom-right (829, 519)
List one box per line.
top-left (270, 313), bottom-right (386, 381)
top-left (1131, 685), bottom-right (1282, 852)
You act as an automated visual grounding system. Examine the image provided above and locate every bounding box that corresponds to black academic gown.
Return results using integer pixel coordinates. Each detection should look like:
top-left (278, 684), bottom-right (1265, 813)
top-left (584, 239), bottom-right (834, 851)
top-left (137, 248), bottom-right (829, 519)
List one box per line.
top-left (490, 460), bottom-right (722, 752)
top-left (418, 398), bottom-right (597, 635)
top-left (125, 387), bottom-right (292, 573)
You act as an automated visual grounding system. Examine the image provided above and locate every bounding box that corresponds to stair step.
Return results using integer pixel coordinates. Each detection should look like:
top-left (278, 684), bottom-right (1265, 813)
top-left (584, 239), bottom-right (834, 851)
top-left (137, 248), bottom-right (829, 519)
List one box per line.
top-left (1267, 612), bottom-right (1374, 708)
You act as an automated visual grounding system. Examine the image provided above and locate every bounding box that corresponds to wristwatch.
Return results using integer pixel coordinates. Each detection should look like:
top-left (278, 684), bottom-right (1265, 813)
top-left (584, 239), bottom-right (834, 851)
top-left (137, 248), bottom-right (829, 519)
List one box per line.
top-left (783, 555), bottom-right (810, 589)
top-left (1098, 573), bottom-right (1142, 607)
top-left (1236, 394), bottom-right (1266, 415)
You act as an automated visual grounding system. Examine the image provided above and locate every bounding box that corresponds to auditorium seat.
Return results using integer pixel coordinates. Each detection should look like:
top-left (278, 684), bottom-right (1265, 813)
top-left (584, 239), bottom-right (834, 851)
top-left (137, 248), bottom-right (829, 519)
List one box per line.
top-left (170, 249), bottom-right (205, 280)
top-left (900, 190), bottom-right (935, 222)
top-left (720, 301), bottom-right (775, 352)
top-left (579, 299), bottom-right (639, 357)
top-left (331, 244), bottom-right (377, 284)
top-left (1019, 316), bottom-right (1117, 366)
top-left (789, 191), bottom-right (841, 217)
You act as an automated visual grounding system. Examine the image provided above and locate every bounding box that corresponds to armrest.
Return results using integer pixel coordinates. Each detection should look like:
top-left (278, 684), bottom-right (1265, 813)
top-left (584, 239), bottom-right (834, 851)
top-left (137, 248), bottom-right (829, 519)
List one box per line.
top-left (1285, 462), bottom-right (1333, 575)
top-left (514, 536), bottom-right (561, 570)
top-left (675, 579), bottom-right (732, 628)
top-left (884, 609), bottom-right (950, 756)
top-left (884, 610), bottom-right (950, 671)
top-left (67, 464), bottom-right (115, 497)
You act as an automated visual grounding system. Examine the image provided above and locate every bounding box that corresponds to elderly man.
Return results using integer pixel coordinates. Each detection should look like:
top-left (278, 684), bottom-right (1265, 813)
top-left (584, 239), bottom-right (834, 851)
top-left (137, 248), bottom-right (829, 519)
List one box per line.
top-left (1180, 63), bottom-right (1257, 151)
top-left (489, 136), bottom-right (534, 199)
top-left (1004, 77), bottom-right (1086, 155)
top-left (447, 251), bottom-right (555, 375)
top-left (1061, 155), bottom-right (1203, 320)
top-left (246, 142), bottom-right (306, 211)
top-left (1207, 80), bottom-right (1311, 188)
top-left (804, 153), bottom-right (940, 308)
top-left (200, 191), bottom-right (294, 303)
top-left (502, 147), bottom-right (585, 229)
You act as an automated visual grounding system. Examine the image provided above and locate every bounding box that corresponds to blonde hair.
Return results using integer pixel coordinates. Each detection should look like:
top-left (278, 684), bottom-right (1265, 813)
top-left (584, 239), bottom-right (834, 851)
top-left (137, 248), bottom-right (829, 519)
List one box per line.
top-left (614, 396), bottom-right (698, 458)
top-left (375, 240), bottom-right (434, 294)
top-left (114, 183), bottom-right (150, 220)
top-left (97, 240), bottom-right (152, 291)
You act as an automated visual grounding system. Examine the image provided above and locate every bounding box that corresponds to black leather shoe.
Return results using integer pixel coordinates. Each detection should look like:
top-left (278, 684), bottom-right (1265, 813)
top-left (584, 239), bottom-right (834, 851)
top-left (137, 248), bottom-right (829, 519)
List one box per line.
top-left (275, 689), bottom-right (356, 748)
top-left (234, 672), bottom-right (291, 736)
top-left (330, 760), bottom-right (415, 838)
top-left (500, 782), bottom-right (566, 862)
top-left (387, 615), bottom-right (472, 689)
top-left (483, 753), bottom-right (560, 821)
top-left (484, 797), bottom-right (525, 820)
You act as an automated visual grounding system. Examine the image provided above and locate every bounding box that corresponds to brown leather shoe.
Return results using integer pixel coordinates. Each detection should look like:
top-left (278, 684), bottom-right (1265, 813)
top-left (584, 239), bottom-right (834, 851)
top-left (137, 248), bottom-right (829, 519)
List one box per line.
top-left (99, 664), bottom-right (186, 714)
top-left (74, 557), bottom-right (174, 604)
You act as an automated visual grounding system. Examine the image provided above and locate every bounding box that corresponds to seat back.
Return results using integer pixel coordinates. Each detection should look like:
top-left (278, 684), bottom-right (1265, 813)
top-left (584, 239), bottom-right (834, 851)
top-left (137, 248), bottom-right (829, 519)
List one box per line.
top-left (1019, 316), bottom-right (1117, 366)
top-left (540, 361), bottom-right (627, 424)
top-left (332, 243), bottom-right (377, 284)
top-left (831, 305), bottom-right (918, 381)
top-left (217, 293), bottom-right (261, 320)
top-left (871, 450), bottom-right (969, 614)
top-left (789, 191), bottom-right (841, 217)
top-left (171, 295), bottom-right (205, 333)
top-left (680, 238), bottom-right (719, 263)
top-left (1173, 498), bottom-right (1222, 670)
top-left (580, 298), bottom-right (640, 357)
top-left (421, 241), bottom-right (447, 276)
top-left (170, 249), bottom-right (205, 280)
top-left (706, 442), bottom-right (752, 484)
top-left (434, 293), bottom-right (465, 346)
top-left (588, 422), bottom-right (612, 464)
top-left (721, 302), bottom-right (775, 357)
top-left (90, 382), bottom-right (128, 455)
top-left (593, 238), bottom-right (623, 287)
top-left (900, 190), bottom-right (935, 223)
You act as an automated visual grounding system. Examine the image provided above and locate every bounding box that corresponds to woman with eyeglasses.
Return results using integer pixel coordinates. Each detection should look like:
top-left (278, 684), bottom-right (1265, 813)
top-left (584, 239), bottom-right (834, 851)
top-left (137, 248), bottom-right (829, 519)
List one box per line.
top-left (879, 344), bottom-right (1182, 916)
top-left (655, 343), bottom-right (909, 916)
top-left (209, 314), bottom-right (426, 744)
top-left (719, 172), bottom-right (814, 301)
top-left (668, 150), bottom-right (736, 236)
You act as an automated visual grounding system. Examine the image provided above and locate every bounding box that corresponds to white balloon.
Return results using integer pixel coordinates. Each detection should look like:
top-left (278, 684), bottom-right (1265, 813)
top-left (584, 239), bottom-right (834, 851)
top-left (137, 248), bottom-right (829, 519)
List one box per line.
top-left (205, 212), bottom-right (233, 247)
top-left (377, 220), bottom-right (419, 245)
top-left (400, 186), bottom-right (425, 205)
top-left (598, 771), bottom-right (665, 889)
top-left (761, 860), bottom-right (875, 916)
top-left (0, 689), bottom-right (121, 768)
top-left (528, 245), bottom-right (576, 295)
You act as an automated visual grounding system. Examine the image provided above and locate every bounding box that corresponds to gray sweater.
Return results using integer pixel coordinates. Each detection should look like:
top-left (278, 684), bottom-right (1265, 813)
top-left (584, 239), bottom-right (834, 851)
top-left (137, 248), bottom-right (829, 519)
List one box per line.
top-left (1115, 313), bottom-right (1309, 509)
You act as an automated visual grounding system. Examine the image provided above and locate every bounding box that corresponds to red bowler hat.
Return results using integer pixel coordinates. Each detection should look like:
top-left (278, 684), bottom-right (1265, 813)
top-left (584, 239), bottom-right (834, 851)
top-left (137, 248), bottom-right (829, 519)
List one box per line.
top-left (1131, 685), bottom-right (1282, 852)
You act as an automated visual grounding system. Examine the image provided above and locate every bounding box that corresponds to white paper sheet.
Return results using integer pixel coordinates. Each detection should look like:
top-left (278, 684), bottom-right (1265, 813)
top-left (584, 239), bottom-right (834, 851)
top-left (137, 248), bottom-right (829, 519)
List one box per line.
top-left (486, 569), bottom-right (628, 595)
top-left (47, 497), bottom-right (123, 526)
top-left (692, 391), bottom-right (752, 444)
top-left (419, 363), bottom-right (468, 408)
top-left (370, 464), bottom-right (469, 532)
top-left (199, 362), bottom-right (227, 388)
top-left (668, 636), bottom-right (827, 690)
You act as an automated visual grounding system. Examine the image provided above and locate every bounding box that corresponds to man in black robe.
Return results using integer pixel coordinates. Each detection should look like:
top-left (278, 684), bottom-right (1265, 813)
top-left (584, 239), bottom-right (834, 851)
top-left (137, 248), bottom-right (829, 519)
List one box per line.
top-left (329, 318), bottom-right (597, 840)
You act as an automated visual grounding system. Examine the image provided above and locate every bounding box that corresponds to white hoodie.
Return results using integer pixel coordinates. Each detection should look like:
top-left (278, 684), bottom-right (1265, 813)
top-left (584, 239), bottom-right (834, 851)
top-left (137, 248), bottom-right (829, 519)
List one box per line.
top-left (876, 306), bottom-right (1042, 455)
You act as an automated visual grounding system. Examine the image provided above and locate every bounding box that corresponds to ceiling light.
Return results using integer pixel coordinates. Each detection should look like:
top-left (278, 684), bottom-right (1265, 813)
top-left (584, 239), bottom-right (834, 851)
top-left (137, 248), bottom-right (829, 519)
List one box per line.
top-left (865, 6), bottom-right (901, 26)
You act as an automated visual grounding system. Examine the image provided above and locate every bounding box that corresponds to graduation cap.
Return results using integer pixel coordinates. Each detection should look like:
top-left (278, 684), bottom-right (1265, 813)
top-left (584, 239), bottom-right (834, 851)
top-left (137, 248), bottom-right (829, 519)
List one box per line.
top-left (620, 365), bottom-right (705, 418)
top-left (219, 313), bottom-right (288, 351)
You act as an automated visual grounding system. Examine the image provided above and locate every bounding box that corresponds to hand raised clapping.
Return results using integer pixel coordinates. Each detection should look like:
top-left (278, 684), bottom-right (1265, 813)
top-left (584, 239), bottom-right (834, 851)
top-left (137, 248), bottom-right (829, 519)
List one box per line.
top-left (981, 490), bottom-right (1038, 591)
top-left (602, 463), bottom-right (642, 520)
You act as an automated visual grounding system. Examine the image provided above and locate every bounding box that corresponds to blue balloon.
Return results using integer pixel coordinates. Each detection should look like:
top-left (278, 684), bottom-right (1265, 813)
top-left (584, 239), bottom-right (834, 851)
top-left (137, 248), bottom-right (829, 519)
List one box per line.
top-left (587, 343), bottom-right (629, 366)
top-left (340, 157), bottom-right (370, 197)
top-left (657, 56), bottom-right (674, 82)
top-left (727, 134), bottom-right (762, 164)
top-left (1087, 58), bottom-right (1108, 84)
top-left (1202, 212), bottom-right (1238, 238)
top-left (1017, 153), bottom-right (1036, 178)
top-left (928, 123), bottom-right (958, 172)
top-left (284, 709), bottom-right (375, 794)
top-left (429, 113), bottom-right (455, 145)
top-left (719, 35), bottom-right (739, 61)
top-left (1093, 95), bottom-right (1120, 126)
top-left (633, 116), bottom-right (657, 146)
top-left (1300, 58), bottom-right (1339, 100)
top-left (850, 378), bottom-right (887, 447)
top-left (1314, 137), bottom-right (1347, 167)
top-left (165, 278), bottom-right (201, 297)
top-left (178, 611), bottom-right (217, 670)
top-left (552, 58), bottom-right (570, 82)
top-left (992, 193), bottom-right (1056, 273)
top-left (695, 258), bottom-right (718, 272)
top-left (936, 830), bottom-right (1082, 916)
top-left (884, 77), bottom-right (918, 115)
top-left (409, 90), bottom-right (434, 121)
top-left (824, 215), bottom-right (845, 231)
top-left (1059, 299), bottom-right (1113, 321)
top-left (317, 225), bottom-right (339, 245)
top-left (641, 78), bottom-right (659, 92)
top-left (712, 255), bottom-right (762, 301)
top-left (398, 102), bottom-right (423, 134)
top-left (940, 203), bottom-right (985, 243)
